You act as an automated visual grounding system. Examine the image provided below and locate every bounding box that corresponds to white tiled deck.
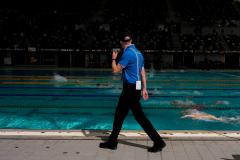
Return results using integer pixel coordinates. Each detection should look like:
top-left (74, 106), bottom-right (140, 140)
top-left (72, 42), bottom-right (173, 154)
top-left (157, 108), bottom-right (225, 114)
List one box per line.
top-left (0, 130), bottom-right (240, 160)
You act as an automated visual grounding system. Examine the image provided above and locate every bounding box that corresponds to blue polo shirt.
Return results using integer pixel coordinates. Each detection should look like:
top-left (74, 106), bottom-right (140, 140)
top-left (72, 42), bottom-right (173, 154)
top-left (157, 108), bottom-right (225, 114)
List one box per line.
top-left (118, 45), bottom-right (144, 84)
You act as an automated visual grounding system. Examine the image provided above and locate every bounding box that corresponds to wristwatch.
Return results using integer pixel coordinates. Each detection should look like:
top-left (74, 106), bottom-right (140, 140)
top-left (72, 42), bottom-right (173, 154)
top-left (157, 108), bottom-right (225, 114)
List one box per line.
top-left (112, 59), bottom-right (116, 61)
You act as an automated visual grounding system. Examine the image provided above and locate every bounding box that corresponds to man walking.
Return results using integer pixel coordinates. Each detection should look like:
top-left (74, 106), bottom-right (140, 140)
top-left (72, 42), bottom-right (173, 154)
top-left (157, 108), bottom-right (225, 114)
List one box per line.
top-left (99, 32), bottom-right (166, 152)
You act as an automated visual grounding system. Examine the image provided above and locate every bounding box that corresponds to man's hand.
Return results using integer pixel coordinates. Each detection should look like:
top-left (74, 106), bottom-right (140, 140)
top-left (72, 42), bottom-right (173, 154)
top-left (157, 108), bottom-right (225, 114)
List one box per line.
top-left (142, 90), bottom-right (148, 101)
top-left (112, 52), bottom-right (118, 59)
top-left (112, 51), bottom-right (123, 74)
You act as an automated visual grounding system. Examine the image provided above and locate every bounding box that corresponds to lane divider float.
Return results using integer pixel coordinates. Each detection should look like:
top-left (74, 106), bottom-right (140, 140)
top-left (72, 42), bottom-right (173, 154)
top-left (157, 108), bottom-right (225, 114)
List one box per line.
top-left (0, 94), bottom-right (240, 98)
top-left (0, 105), bottom-right (239, 110)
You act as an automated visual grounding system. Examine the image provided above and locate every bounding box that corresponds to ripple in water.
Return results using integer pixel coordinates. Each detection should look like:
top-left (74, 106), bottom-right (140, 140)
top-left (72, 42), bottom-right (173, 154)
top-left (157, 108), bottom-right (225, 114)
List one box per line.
top-left (53, 74), bottom-right (68, 82)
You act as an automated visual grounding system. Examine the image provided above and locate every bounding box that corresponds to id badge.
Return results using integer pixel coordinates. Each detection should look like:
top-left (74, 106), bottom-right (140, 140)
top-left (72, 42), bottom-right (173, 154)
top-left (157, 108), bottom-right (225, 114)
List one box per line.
top-left (136, 81), bottom-right (141, 90)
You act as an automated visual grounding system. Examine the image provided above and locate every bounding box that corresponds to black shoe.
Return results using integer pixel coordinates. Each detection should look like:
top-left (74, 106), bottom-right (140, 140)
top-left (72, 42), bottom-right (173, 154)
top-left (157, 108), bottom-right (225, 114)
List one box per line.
top-left (148, 142), bottom-right (166, 152)
top-left (99, 141), bottom-right (118, 150)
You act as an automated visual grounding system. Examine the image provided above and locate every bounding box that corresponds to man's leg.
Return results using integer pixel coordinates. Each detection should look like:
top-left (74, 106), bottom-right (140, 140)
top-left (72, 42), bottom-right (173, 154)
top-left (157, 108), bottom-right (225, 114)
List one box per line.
top-left (108, 95), bottom-right (130, 142)
top-left (99, 94), bottom-right (130, 149)
top-left (131, 90), bottom-right (166, 152)
top-left (131, 99), bottom-right (162, 142)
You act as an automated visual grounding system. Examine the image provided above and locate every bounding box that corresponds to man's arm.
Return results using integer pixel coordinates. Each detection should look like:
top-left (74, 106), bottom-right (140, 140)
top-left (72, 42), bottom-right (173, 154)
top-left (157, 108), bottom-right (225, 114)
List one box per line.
top-left (112, 52), bottom-right (124, 74)
top-left (141, 67), bottom-right (148, 100)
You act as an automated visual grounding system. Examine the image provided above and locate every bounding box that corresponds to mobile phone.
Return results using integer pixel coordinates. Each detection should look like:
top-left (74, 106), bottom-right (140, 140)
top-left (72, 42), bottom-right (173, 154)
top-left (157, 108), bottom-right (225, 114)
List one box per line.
top-left (113, 48), bottom-right (121, 53)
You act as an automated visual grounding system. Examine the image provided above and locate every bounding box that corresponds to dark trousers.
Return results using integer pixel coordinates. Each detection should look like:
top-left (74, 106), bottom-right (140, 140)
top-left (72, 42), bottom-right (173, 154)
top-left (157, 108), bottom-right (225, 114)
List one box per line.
top-left (109, 83), bottom-right (163, 144)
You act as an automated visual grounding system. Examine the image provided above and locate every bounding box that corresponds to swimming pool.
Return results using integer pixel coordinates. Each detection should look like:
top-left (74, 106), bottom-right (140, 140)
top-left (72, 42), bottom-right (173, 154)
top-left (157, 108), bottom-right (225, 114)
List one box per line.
top-left (0, 69), bottom-right (240, 130)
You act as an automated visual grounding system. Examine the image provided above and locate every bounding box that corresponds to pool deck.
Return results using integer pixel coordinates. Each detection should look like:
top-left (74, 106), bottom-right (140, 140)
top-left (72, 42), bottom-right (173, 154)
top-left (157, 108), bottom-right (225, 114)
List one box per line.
top-left (0, 130), bottom-right (240, 160)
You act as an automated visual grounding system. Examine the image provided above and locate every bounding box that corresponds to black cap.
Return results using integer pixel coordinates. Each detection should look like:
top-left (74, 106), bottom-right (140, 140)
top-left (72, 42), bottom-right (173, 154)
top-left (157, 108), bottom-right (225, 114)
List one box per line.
top-left (120, 32), bottom-right (132, 42)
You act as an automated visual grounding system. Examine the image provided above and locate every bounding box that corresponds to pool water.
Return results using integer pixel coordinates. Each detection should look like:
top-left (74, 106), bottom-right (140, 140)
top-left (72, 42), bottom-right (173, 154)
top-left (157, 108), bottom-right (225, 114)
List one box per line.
top-left (0, 69), bottom-right (240, 130)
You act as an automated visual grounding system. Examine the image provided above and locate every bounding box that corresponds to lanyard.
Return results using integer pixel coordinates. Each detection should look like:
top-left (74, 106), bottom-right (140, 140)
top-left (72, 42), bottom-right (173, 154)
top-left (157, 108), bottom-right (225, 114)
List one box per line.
top-left (129, 48), bottom-right (140, 81)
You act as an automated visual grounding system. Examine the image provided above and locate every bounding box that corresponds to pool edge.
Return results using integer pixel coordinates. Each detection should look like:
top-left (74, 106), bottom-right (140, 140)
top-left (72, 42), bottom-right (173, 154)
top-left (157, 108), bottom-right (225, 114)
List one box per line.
top-left (0, 129), bottom-right (239, 139)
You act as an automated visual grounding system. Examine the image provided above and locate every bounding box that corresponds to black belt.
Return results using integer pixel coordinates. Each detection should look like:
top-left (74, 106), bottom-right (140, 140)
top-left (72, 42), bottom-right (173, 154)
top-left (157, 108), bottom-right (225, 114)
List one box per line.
top-left (123, 83), bottom-right (136, 90)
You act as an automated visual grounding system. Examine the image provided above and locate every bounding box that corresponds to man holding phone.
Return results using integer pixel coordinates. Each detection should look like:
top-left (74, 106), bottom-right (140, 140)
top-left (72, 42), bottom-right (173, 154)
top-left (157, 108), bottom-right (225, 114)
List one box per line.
top-left (99, 32), bottom-right (166, 152)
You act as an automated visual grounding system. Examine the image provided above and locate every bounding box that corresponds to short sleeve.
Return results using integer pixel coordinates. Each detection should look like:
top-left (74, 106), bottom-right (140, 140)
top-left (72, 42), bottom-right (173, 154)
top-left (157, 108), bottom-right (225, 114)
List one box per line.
top-left (118, 52), bottom-right (129, 68)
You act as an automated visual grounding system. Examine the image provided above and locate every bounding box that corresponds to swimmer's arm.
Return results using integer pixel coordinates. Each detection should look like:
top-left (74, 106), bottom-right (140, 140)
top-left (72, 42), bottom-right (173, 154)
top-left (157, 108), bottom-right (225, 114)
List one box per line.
top-left (180, 115), bottom-right (197, 119)
top-left (181, 115), bottom-right (200, 119)
top-left (208, 115), bottom-right (220, 120)
top-left (211, 117), bottom-right (220, 120)
top-left (178, 111), bottom-right (190, 114)
top-left (200, 115), bottom-right (220, 120)
top-left (212, 100), bottom-right (224, 105)
top-left (181, 115), bottom-right (220, 120)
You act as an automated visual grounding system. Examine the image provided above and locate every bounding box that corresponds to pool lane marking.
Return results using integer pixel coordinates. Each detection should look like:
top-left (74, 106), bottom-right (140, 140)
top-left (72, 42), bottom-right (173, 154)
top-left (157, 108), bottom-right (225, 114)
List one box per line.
top-left (155, 84), bottom-right (240, 85)
top-left (147, 80), bottom-right (240, 82)
top-left (1, 82), bottom-right (114, 85)
top-left (1, 75), bottom-right (240, 80)
top-left (0, 78), bottom-right (94, 81)
top-left (0, 94), bottom-right (239, 98)
top-left (1, 86), bottom-right (240, 90)
top-left (0, 75), bottom-right (108, 78)
top-left (1, 78), bottom-right (240, 82)
top-left (0, 105), bottom-right (239, 110)
top-left (1, 82), bottom-right (240, 85)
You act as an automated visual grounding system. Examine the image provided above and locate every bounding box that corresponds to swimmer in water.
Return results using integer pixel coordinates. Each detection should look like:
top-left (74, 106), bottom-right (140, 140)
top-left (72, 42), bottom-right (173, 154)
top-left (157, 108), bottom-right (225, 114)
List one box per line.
top-left (170, 100), bottom-right (225, 110)
top-left (148, 89), bottom-right (163, 95)
top-left (97, 83), bottom-right (102, 87)
top-left (96, 83), bottom-right (109, 88)
top-left (178, 110), bottom-right (220, 120)
top-left (178, 109), bottom-right (240, 124)
top-left (178, 110), bottom-right (240, 123)
top-left (109, 75), bottom-right (122, 80)
top-left (96, 83), bottom-right (116, 89)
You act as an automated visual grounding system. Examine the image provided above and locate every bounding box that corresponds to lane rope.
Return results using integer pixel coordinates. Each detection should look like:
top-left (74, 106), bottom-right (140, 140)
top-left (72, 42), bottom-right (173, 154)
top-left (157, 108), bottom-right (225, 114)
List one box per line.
top-left (1, 78), bottom-right (240, 82)
top-left (1, 82), bottom-right (240, 85)
top-left (0, 94), bottom-right (240, 98)
top-left (1, 86), bottom-right (240, 90)
top-left (1, 75), bottom-right (240, 79)
top-left (0, 105), bottom-right (239, 110)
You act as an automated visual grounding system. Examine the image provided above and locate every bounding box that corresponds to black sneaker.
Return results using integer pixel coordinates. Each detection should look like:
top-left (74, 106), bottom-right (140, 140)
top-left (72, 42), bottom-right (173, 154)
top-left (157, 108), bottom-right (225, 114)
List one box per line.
top-left (148, 142), bottom-right (166, 152)
top-left (99, 141), bottom-right (118, 150)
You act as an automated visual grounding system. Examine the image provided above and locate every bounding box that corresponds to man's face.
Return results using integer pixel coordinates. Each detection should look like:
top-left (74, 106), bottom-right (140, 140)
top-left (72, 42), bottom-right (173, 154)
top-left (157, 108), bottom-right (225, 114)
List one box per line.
top-left (120, 41), bottom-right (124, 48)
